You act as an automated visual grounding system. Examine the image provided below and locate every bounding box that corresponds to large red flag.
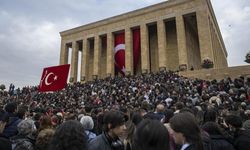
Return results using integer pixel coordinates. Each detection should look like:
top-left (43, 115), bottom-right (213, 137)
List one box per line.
top-left (39, 64), bottom-right (70, 92)
top-left (133, 29), bottom-right (140, 74)
top-left (114, 32), bottom-right (125, 75)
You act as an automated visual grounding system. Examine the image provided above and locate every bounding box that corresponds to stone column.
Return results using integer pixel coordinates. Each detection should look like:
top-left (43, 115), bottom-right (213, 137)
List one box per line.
top-left (157, 20), bottom-right (167, 70)
top-left (197, 9), bottom-right (214, 65)
top-left (59, 41), bottom-right (68, 65)
top-left (176, 15), bottom-right (188, 70)
top-left (125, 27), bottom-right (133, 75)
top-left (80, 39), bottom-right (88, 82)
top-left (106, 32), bottom-right (114, 77)
top-left (70, 41), bottom-right (79, 82)
top-left (93, 35), bottom-right (101, 78)
top-left (140, 24), bottom-right (150, 73)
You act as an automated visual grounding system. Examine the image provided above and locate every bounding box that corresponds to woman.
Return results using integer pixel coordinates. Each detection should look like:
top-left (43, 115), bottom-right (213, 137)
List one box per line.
top-left (35, 129), bottom-right (55, 150)
top-left (132, 119), bottom-right (170, 150)
top-left (48, 120), bottom-right (87, 150)
top-left (169, 112), bottom-right (203, 150)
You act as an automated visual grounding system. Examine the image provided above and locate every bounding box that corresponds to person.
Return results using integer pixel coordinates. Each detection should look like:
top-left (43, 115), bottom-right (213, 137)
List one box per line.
top-left (225, 114), bottom-right (250, 150)
top-left (132, 119), bottom-right (170, 150)
top-left (190, 66), bottom-right (194, 71)
top-left (35, 128), bottom-right (55, 150)
top-left (0, 113), bottom-right (11, 150)
top-left (2, 102), bottom-right (22, 138)
top-left (11, 119), bottom-right (36, 150)
top-left (154, 103), bottom-right (165, 121)
top-left (38, 115), bottom-right (52, 132)
top-left (80, 115), bottom-right (96, 142)
top-left (170, 112), bottom-right (204, 150)
top-left (202, 121), bottom-right (235, 150)
top-left (48, 120), bottom-right (87, 150)
top-left (203, 108), bottom-right (217, 123)
top-left (89, 110), bottom-right (126, 150)
top-left (123, 121), bottom-right (135, 150)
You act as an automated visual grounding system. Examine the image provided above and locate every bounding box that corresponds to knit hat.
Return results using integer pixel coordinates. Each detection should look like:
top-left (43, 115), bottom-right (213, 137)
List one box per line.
top-left (243, 120), bottom-right (250, 130)
top-left (17, 119), bottom-right (36, 135)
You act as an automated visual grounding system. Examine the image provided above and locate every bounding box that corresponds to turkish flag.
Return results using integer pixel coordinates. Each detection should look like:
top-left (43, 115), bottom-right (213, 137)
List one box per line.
top-left (133, 29), bottom-right (140, 74)
top-left (114, 32), bottom-right (125, 75)
top-left (39, 64), bottom-right (70, 92)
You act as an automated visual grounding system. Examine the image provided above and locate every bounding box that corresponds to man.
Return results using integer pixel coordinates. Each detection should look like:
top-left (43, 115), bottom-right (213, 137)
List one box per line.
top-left (225, 115), bottom-right (250, 150)
top-left (89, 110), bottom-right (126, 150)
top-left (2, 103), bottom-right (22, 138)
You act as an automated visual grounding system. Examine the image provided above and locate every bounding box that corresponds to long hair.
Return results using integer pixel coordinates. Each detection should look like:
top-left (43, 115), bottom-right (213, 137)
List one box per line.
top-left (132, 119), bottom-right (169, 150)
top-left (170, 112), bottom-right (203, 150)
top-left (48, 120), bottom-right (87, 150)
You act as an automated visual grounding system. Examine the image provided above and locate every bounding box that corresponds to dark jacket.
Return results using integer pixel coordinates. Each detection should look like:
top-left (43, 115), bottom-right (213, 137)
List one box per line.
top-left (2, 116), bottom-right (21, 138)
top-left (184, 144), bottom-right (196, 150)
top-left (88, 133), bottom-right (124, 150)
top-left (234, 129), bottom-right (250, 150)
top-left (210, 135), bottom-right (235, 150)
top-left (0, 137), bottom-right (11, 150)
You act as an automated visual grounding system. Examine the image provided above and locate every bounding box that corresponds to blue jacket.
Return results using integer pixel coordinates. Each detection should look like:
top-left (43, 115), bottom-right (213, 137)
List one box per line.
top-left (2, 116), bottom-right (21, 138)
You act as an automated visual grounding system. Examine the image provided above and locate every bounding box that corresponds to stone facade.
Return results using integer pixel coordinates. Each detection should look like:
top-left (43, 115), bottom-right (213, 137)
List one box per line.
top-left (180, 65), bottom-right (250, 81)
top-left (59, 0), bottom-right (227, 82)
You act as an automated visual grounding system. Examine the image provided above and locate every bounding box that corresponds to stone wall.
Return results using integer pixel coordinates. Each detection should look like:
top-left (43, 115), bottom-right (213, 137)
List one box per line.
top-left (179, 65), bottom-right (250, 80)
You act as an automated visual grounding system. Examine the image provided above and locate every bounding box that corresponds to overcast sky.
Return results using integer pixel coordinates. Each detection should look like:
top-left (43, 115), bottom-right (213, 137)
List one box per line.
top-left (0, 0), bottom-right (250, 89)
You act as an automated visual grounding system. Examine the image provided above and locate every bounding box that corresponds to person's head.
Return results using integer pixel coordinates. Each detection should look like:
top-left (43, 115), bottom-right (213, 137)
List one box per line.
top-left (35, 129), bottom-right (55, 150)
top-left (203, 109), bottom-right (217, 123)
top-left (170, 112), bottom-right (203, 150)
top-left (175, 102), bottom-right (184, 111)
top-left (39, 115), bottom-right (52, 131)
top-left (243, 120), bottom-right (250, 130)
top-left (164, 109), bottom-right (174, 123)
top-left (80, 115), bottom-right (94, 130)
top-left (225, 114), bottom-right (243, 131)
top-left (51, 115), bottom-right (59, 127)
top-left (202, 121), bottom-right (223, 135)
top-left (156, 104), bottom-right (165, 113)
top-left (4, 102), bottom-right (17, 114)
top-left (131, 112), bottom-right (143, 126)
top-left (48, 120), bottom-right (87, 150)
top-left (132, 119), bottom-right (169, 150)
top-left (17, 119), bottom-right (36, 136)
top-left (16, 106), bottom-right (27, 119)
top-left (103, 110), bottom-right (126, 138)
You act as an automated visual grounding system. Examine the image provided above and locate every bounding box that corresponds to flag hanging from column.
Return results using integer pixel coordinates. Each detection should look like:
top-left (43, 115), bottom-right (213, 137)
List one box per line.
top-left (39, 64), bottom-right (70, 92)
top-left (133, 29), bottom-right (141, 74)
top-left (114, 32), bottom-right (125, 75)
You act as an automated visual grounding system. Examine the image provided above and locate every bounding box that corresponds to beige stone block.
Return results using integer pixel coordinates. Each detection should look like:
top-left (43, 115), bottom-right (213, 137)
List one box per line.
top-left (157, 20), bottom-right (167, 68)
top-left (140, 24), bottom-right (150, 71)
top-left (70, 41), bottom-right (79, 82)
top-left (93, 35), bottom-right (101, 76)
top-left (82, 38), bottom-right (89, 80)
top-left (59, 41), bottom-right (68, 65)
top-left (125, 28), bottom-right (133, 75)
top-left (176, 15), bottom-right (188, 68)
top-left (196, 9), bottom-right (214, 63)
top-left (106, 32), bottom-right (114, 77)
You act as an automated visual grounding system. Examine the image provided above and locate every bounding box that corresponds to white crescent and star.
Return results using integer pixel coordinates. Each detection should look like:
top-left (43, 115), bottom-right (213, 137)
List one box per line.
top-left (114, 44), bottom-right (125, 54)
top-left (44, 72), bottom-right (58, 86)
top-left (114, 44), bottom-right (126, 73)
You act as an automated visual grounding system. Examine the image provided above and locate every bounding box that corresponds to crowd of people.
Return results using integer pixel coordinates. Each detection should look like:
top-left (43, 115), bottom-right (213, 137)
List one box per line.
top-left (0, 70), bottom-right (250, 150)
